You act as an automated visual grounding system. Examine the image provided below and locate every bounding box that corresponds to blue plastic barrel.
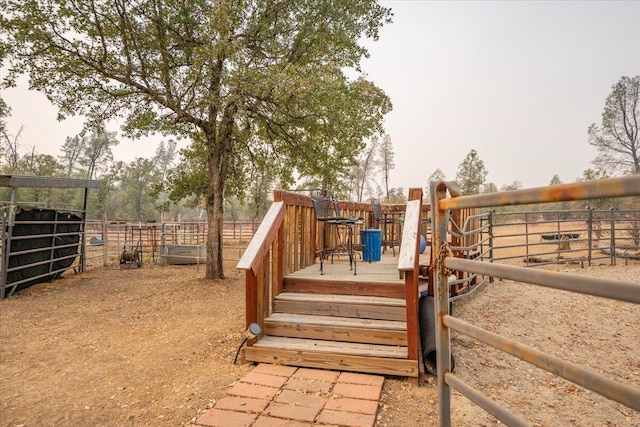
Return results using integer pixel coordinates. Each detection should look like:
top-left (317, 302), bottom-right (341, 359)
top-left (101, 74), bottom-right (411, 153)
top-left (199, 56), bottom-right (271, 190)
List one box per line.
top-left (360, 229), bottom-right (382, 262)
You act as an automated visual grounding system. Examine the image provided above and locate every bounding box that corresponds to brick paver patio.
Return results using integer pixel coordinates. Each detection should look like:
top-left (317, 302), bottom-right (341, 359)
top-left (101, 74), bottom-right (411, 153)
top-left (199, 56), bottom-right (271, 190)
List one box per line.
top-left (194, 364), bottom-right (384, 427)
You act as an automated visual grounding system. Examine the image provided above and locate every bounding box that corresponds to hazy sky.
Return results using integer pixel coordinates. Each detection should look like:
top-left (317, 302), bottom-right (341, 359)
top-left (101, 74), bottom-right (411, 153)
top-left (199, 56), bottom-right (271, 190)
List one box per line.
top-left (3, 1), bottom-right (639, 192)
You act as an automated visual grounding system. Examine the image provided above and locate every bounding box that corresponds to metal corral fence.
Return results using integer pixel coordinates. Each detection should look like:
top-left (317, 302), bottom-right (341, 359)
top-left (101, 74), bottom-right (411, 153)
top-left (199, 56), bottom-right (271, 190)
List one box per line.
top-left (479, 208), bottom-right (640, 267)
top-left (430, 175), bottom-right (640, 426)
top-left (83, 219), bottom-right (259, 268)
top-left (1, 175), bottom-right (100, 299)
top-left (1, 205), bottom-right (87, 298)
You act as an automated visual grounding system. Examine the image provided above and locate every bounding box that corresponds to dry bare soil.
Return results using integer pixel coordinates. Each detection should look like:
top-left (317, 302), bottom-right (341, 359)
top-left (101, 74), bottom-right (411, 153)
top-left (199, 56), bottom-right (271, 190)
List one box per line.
top-left (1, 259), bottom-right (639, 427)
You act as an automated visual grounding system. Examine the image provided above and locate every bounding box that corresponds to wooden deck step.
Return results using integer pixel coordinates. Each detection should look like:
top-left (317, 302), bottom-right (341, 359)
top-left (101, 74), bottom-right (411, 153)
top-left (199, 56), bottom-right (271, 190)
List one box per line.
top-left (245, 336), bottom-right (418, 377)
top-left (282, 276), bottom-right (406, 299)
top-left (274, 292), bottom-right (406, 321)
top-left (264, 313), bottom-right (407, 346)
top-left (253, 336), bottom-right (407, 358)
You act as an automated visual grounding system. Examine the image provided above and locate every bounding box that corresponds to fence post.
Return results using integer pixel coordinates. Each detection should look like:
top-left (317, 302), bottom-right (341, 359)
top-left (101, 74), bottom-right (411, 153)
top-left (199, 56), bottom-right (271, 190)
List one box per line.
top-left (80, 187), bottom-right (89, 272)
top-left (1, 209), bottom-right (7, 299)
top-left (431, 181), bottom-right (452, 427)
top-left (102, 214), bottom-right (108, 266)
top-left (488, 210), bottom-right (494, 283)
top-left (587, 207), bottom-right (593, 267)
top-left (1, 189), bottom-right (17, 298)
top-left (524, 212), bottom-right (529, 265)
top-left (610, 207), bottom-right (616, 266)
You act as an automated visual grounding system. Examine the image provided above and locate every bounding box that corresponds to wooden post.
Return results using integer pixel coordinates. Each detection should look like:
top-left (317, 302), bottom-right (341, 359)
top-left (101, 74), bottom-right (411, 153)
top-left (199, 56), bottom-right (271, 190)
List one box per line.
top-left (405, 188), bottom-right (423, 381)
top-left (102, 214), bottom-right (108, 267)
top-left (245, 270), bottom-right (258, 346)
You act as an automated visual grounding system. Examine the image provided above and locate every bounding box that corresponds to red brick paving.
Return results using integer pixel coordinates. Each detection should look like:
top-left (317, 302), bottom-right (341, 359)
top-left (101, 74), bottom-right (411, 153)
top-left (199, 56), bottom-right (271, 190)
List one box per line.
top-left (194, 363), bottom-right (384, 427)
top-left (331, 383), bottom-right (382, 401)
top-left (283, 377), bottom-right (333, 394)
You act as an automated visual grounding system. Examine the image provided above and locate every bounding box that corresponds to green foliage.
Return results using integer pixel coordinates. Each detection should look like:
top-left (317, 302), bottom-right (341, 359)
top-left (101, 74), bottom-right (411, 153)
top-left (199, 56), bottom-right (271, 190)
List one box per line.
top-left (118, 158), bottom-right (161, 220)
top-left (424, 168), bottom-right (446, 202)
top-left (385, 188), bottom-right (407, 204)
top-left (0, 98), bottom-right (7, 137)
top-left (588, 76), bottom-right (640, 174)
top-left (350, 137), bottom-right (379, 202)
top-left (482, 182), bottom-right (498, 193)
top-left (0, 40), bottom-right (7, 137)
top-left (59, 136), bottom-right (84, 175)
top-left (500, 181), bottom-right (522, 192)
top-left (549, 174), bottom-right (562, 186)
top-left (456, 149), bottom-right (488, 195)
top-left (378, 134), bottom-right (395, 199)
top-left (581, 168), bottom-right (617, 212)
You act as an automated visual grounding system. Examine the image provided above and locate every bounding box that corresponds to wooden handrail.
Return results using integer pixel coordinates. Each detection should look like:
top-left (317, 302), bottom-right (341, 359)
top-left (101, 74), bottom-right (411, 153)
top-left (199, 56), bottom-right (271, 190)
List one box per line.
top-left (398, 200), bottom-right (422, 271)
top-left (399, 189), bottom-right (424, 378)
top-left (237, 201), bottom-right (285, 274)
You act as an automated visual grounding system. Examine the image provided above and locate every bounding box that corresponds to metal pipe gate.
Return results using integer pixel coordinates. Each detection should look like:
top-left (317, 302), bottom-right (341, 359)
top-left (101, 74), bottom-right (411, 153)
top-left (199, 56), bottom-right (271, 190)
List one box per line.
top-left (430, 175), bottom-right (640, 426)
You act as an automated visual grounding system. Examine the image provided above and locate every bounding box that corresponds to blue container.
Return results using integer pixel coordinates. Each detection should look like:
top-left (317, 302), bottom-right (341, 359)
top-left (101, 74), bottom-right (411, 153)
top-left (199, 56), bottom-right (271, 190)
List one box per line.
top-left (360, 229), bottom-right (382, 262)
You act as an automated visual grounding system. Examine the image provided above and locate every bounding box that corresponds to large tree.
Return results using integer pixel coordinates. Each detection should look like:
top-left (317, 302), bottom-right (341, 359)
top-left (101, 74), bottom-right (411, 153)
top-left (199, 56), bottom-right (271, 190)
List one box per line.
top-left (425, 168), bottom-right (445, 201)
top-left (1, 0), bottom-right (392, 279)
top-left (378, 134), bottom-right (394, 200)
top-left (350, 137), bottom-right (378, 203)
top-left (119, 158), bottom-right (161, 220)
top-left (455, 149), bottom-right (488, 195)
top-left (588, 76), bottom-right (639, 174)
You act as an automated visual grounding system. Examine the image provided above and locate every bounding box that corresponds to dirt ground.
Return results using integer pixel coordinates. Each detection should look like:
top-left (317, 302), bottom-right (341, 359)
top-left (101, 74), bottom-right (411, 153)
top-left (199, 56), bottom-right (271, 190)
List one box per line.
top-left (1, 257), bottom-right (639, 426)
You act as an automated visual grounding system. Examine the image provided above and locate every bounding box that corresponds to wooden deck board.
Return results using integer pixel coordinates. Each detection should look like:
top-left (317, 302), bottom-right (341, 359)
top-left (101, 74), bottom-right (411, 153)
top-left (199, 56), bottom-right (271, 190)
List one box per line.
top-left (276, 292), bottom-right (406, 306)
top-left (285, 250), bottom-right (430, 282)
top-left (253, 336), bottom-right (407, 358)
top-left (244, 347), bottom-right (419, 377)
top-left (265, 313), bottom-right (407, 345)
top-left (274, 299), bottom-right (406, 321)
top-left (266, 313), bottom-right (406, 330)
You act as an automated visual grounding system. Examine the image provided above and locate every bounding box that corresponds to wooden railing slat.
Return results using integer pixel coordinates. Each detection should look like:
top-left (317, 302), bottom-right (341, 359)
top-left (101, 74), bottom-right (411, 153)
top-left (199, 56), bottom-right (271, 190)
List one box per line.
top-left (398, 200), bottom-right (421, 271)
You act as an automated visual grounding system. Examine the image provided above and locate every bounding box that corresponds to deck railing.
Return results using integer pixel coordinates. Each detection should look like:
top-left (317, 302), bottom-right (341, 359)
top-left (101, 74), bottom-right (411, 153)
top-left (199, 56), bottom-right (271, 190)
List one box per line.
top-left (431, 175), bottom-right (640, 426)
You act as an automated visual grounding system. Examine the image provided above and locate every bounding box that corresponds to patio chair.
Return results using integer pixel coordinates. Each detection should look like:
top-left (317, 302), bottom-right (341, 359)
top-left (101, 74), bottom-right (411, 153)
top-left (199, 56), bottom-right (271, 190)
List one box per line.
top-left (371, 199), bottom-right (403, 256)
top-left (311, 191), bottom-right (363, 275)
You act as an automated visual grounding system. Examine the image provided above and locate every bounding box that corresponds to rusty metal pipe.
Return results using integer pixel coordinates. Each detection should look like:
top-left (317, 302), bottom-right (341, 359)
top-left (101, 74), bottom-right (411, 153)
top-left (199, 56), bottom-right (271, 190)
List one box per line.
top-left (444, 257), bottom-right (640, 304)
top-left (439, 175), bottom-right (640, 211)
top-left (432, 181), bottom-right (453, 427)
top-left (444, 373), bottom-right (531, 427)
top-left (444, 315), bottom-right (640, 411)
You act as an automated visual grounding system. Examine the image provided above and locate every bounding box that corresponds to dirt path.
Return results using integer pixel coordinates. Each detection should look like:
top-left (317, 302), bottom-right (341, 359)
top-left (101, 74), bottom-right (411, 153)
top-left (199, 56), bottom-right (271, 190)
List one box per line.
top-left (1, 261), bottom-right (639, 426)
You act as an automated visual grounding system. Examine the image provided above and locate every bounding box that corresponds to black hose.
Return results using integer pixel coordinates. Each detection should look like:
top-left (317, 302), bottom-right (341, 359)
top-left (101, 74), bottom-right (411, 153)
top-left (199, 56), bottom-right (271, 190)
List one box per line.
top-left (233, 337), bottom-right (248, 364)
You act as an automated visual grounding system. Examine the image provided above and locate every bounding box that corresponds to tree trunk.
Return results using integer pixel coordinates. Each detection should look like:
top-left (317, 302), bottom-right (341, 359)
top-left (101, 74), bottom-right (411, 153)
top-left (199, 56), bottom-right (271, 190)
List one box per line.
top-left (205, 135), bottom-right (226, 280)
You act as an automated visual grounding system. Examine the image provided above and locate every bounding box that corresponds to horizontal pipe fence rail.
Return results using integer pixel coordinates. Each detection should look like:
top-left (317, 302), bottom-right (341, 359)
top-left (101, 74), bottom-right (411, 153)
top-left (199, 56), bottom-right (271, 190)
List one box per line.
top-left (431, 175), bottom-right (640, 426)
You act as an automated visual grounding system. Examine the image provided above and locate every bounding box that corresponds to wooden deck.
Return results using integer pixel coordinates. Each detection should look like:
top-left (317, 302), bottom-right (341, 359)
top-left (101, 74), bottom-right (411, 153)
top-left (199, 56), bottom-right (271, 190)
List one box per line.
top-left (239, 192), bottom-right (434, 379)
top-left (287, 251), bottom-right (407, 282)
top-left (244, 250), bottom-right (431, 377)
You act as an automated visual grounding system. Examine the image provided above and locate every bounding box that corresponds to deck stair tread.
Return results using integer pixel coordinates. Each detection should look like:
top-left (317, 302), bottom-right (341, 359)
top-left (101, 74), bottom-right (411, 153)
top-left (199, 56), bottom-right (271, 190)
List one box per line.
top-left (265, 313), bottom-right (406, 331)
top-left (275, 292), bottom-right (406, 307)
top-left (252, 336), bottom-right (408, 359)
